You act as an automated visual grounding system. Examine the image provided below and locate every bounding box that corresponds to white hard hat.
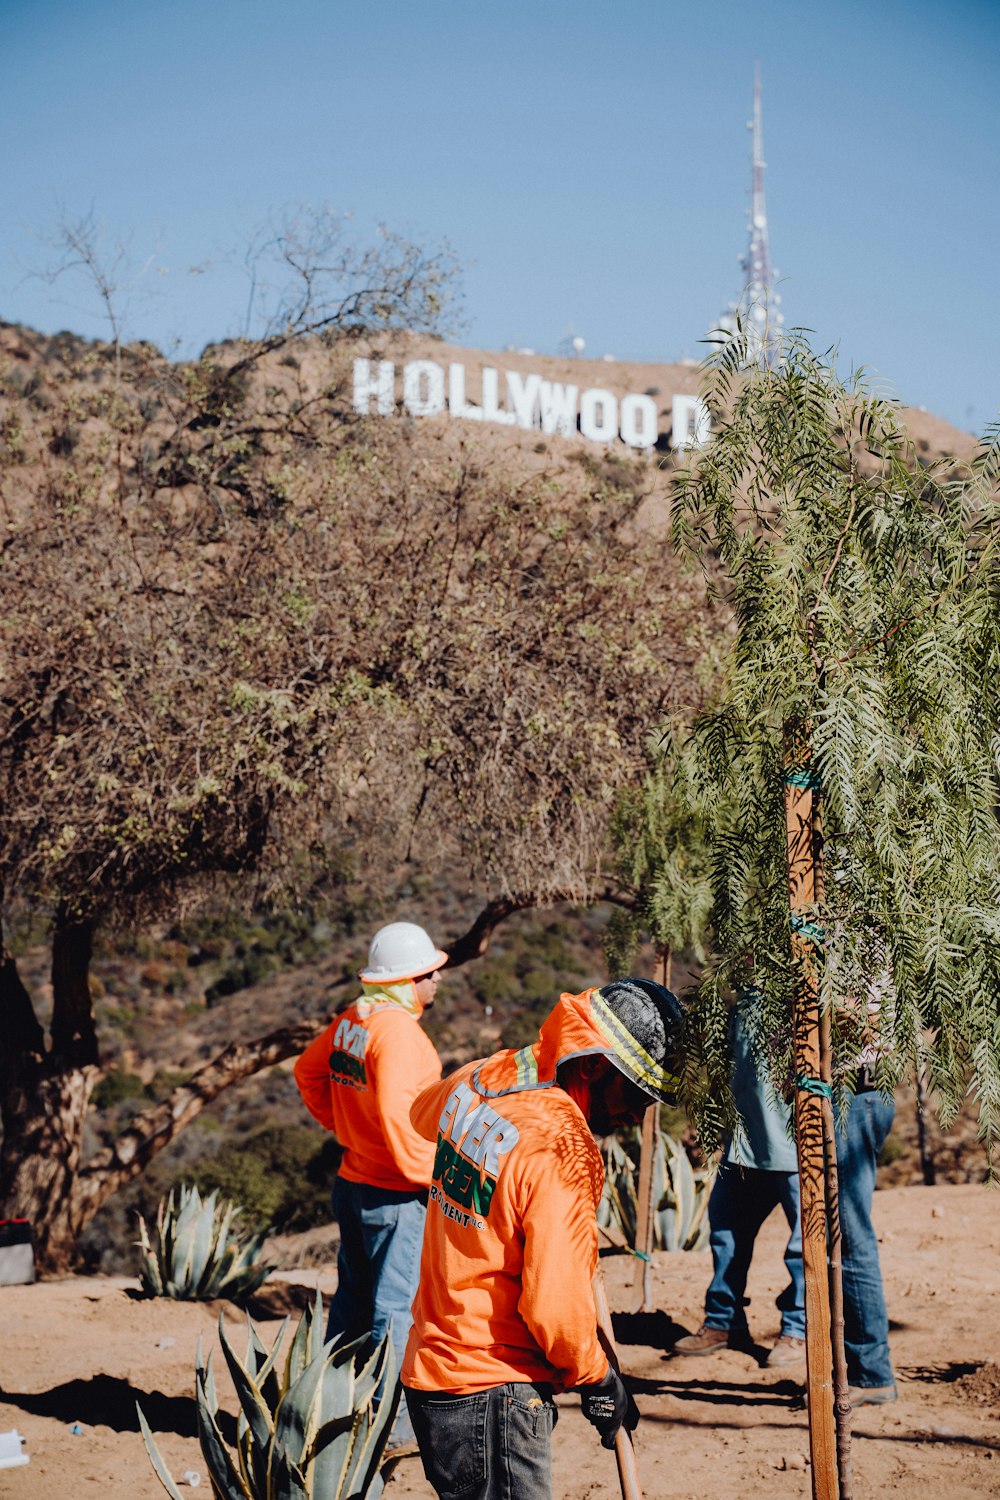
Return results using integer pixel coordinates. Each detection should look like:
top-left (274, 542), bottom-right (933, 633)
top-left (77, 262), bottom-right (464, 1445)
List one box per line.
top-left (359, 922), bottom-right (449, 984)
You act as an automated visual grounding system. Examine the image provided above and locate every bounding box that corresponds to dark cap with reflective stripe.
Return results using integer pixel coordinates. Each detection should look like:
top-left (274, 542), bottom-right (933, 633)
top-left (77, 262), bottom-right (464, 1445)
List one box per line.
top-left (592, 979), bottom-right (684, 1104)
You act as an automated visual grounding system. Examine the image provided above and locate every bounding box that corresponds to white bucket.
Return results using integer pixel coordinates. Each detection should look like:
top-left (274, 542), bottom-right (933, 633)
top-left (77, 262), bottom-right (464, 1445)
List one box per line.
top-left (0, 1429), bottom-right (28, 1469)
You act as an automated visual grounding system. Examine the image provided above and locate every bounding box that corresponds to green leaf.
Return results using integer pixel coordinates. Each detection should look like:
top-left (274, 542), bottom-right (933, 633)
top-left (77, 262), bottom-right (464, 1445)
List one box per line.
top-left (137, 1404), bottom-right (186, 1500)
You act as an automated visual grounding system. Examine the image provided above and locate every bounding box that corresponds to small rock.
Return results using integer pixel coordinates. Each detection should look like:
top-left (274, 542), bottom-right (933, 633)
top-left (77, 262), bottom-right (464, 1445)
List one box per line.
top-left (157, 1336), bottom-right (177, 1350)
top-left (779, 1453), bottom-right (809, 1471)
top-left (931, 1204), bottom-right (944, 1219)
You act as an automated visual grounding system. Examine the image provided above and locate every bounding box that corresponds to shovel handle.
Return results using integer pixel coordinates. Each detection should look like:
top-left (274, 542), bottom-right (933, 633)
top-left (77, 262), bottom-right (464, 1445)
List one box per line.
top-left (592, 1266), bottom-right (643, 1500)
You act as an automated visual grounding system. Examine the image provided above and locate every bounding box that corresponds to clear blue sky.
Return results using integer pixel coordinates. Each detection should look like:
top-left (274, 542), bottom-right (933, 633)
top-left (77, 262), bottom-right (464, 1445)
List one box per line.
top-left (2, 0), bottom-right (997, 432)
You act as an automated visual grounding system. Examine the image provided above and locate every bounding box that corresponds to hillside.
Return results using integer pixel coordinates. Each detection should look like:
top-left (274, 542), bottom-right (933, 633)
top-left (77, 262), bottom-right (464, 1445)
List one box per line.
top-left (1, 322), bottom-right (980, 525)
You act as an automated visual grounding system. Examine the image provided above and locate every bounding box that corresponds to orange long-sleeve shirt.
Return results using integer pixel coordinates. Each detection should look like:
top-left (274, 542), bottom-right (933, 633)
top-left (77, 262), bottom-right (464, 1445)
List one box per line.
top-left (294, 992), bottom-right (441, 1191)
top-left (402, 992), bottom-right (613, 1394)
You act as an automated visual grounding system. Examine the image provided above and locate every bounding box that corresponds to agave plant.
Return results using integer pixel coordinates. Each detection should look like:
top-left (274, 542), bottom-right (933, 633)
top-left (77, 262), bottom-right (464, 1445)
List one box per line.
top-left (139, 1293), bottom-right (398, 1499)
top-left (598, 1127), bottom-right (714, 1253)
top-left (137, 1183), bottom-right (274, 1301)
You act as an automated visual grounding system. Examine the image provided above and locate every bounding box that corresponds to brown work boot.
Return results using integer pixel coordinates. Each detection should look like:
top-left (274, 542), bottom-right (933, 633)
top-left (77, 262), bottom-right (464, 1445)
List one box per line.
top-left (766, 1335), bottom-right (806, 1369)
top-left (848, 1383), bottom-right (897, 1408)
top-left (673, 1324), bottom-right (730, 1356)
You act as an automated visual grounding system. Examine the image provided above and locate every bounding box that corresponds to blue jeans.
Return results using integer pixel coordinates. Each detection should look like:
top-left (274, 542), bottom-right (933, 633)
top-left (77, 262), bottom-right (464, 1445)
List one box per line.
top-left (704, 1161), bottom-right (805, 1340)
top-left (327, 1177), bottom-right (427, 1442)
top-left (405, 1382), bottom-right (557, 1500)
top-left (836, 1091), bottom-right (895, 1389)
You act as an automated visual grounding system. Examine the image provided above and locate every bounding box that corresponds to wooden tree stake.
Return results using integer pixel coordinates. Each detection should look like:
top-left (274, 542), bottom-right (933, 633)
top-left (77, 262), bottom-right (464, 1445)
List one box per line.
top-left (784, 762), bottom-right (838, 1500)
top-left (594, 1266), bottom-right (643, 1500)
top-left (632, 1105), bottom-right (658, 1312)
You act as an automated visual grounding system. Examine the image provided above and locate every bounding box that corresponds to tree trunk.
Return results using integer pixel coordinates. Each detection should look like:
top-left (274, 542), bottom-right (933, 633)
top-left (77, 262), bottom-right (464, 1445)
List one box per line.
top-left (1, 904), bottom-right (326, 1272)
top-left (69, 1018), bottom-right (324, 1238)
top-left (50, 904), bottom-right (98, 1066)
top-left (820, 1007), bottom-right (854, 1499)
top-left (0, 909), bottom-right (101, 1272)
top-left (784, 758), bottom-right (839, 1500)
top-left (915, 1065), bottom-right (936, 1186)
top-left (2, 887), bottom-right (555, 1273)
top-left (0, 1061), bottom-right (99, 1272)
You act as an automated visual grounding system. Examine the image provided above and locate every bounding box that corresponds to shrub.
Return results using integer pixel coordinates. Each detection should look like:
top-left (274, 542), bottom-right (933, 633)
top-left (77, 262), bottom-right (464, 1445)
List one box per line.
top-left (92, 1068), bottom-right (146, 1110)
top-left (877, 1132), bottom-right (905, 1167)
top-left (188, 1127), bottom-right (341, 1232)
top-left (136, 1183), bottom-right (274, 1300)
top-left (139, 1294), bottom-right (398, 1499)
top-left (598, 1127), bottom-right (714, 1253)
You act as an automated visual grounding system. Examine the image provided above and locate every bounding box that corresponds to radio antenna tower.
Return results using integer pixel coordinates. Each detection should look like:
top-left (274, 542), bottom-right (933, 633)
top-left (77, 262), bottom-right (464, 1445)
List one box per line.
top-left (714, 65), bottom-right (785, 363)
top-left (744, 63), bottom-right (783, 360)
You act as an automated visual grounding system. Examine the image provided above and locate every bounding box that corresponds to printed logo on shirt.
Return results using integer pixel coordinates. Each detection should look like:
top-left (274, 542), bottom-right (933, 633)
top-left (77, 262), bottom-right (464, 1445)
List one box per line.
top-left (328, 1016), bottom-right (369, 1090)
top-left (431, 1080), bottom-right (519, 1224)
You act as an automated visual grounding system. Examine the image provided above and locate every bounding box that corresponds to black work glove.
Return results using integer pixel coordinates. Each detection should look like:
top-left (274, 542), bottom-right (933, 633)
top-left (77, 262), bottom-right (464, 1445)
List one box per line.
top-left (578, 1366), bottom-right (640, 1449)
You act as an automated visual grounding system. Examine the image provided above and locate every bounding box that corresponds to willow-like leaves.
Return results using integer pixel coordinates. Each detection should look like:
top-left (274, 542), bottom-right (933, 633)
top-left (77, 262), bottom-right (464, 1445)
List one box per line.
top-left (663, 330), bottom-right (1000, 1154)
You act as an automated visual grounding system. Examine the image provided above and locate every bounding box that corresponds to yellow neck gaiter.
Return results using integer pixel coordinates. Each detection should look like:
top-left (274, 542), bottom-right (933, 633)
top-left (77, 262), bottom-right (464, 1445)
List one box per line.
top-left (358, 978), bottom-right (422, 1018)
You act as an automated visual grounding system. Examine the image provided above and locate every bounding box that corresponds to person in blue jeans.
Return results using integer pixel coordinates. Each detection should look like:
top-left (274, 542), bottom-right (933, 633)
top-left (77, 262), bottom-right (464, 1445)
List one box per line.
top-left (836, 1081), bottom-right (897, 1405)
top-left (674, 1001), bottom-right (806, 1368)
top-left (324, 1176), bottom-right (428, 1359)
top-left (295, 920), bottom-right (449, 1448)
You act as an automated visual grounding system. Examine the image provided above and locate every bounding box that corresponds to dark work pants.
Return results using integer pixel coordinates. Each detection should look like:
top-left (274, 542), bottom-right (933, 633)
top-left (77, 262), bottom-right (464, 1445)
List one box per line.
top-left (404, 1382), bottom-right (557, 1500)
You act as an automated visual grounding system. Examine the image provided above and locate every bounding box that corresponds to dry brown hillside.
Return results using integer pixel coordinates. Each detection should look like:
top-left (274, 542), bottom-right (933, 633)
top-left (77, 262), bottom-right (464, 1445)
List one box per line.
top-left (0, 322), bottom-right (979, 522)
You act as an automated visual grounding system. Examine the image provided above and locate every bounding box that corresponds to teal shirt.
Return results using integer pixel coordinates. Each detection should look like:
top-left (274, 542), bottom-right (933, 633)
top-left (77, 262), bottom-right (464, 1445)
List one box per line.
top-left (723, 1009), bottom-right (798, 1173)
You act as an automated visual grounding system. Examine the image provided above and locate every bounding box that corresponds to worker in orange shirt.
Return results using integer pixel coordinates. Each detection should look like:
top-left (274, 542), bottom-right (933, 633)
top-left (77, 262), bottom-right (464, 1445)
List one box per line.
top-left (294, 921), bottom-right (447, 1438)
top-left (401, 978), bottom-right (685, 1499)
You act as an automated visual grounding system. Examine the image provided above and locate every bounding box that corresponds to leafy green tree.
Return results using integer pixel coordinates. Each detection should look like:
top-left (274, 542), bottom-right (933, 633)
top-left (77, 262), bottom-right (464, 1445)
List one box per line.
top-left (604, 732), bottom-right (715, 979)
top-left (668, 332), bottom-right (1000, 1146)
top-left (653, 326), bottom-right (999, 1492)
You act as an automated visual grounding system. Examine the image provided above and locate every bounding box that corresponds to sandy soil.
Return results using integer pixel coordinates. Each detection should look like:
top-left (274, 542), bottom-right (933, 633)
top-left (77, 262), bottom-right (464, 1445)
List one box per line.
top-left (2, 1182), bottom-right (997, 1499)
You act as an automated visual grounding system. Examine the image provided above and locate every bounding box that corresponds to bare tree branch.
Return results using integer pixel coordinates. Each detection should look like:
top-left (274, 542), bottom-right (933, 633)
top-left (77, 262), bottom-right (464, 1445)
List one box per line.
top-left (443, 886), bottom-right (637, 969)
top-left (72, 1018), bottom-right (326, 1225)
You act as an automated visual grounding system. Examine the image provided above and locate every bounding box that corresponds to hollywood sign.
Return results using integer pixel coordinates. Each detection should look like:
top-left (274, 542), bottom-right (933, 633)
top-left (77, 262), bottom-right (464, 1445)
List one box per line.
top-left (353, 358), bottom-right (710, 452)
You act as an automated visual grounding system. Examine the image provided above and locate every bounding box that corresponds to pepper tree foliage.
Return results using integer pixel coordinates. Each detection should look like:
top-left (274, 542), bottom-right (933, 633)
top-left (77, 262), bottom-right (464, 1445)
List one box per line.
top-left (604, 737), bottom-right (714, 976)
top-left (619, 329), bottom-right (1000, 1153)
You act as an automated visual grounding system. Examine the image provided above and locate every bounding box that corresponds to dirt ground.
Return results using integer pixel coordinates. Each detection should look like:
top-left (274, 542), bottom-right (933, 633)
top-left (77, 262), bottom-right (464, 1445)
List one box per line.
top-left (1, 1182), bottom-right (997, 1499)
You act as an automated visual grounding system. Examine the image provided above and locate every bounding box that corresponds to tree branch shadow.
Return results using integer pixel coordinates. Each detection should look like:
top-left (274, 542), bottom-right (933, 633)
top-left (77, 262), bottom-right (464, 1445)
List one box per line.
top-left (0, 1374), bottom-right (236, 1443)
top-left (611, 1309), bottom-right (688, 1350)
top-left (631, 1372), bottom-right (806, 1409)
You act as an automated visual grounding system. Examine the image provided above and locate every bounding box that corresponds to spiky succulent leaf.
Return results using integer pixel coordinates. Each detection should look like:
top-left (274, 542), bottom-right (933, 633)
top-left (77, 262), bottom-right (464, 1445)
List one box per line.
top-left (268, 1443), bottom-right (310, 1500)
top-left (283, 1291), bottom-right (324, 1394)
top-left (660, 1134), bottom-right (696, 1253)
top-left (136, 1214), bottom-right (164, 1296)
top-left (344, 1339), bottom-right (399, 1499)
top-left (194, 1361), bottom-right (254, 1499)
top-left (684, 1169), bottom-right (713, 1251)
top-left (141, 1300), bottom-right (397, 1499)
top-left (187, 1192), bottom-right (218, 1290)
top-left (599, 1127), bottom-right (714, 1253)
top-left (136, 1403), bottom-right (186, 1500)
top-left (137, 1184), bottom-right (274, 1302)
top-left (218, 1311), bottom-right (275, 1457)
top-left (245, 1313), bottom-right (288, 1414)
